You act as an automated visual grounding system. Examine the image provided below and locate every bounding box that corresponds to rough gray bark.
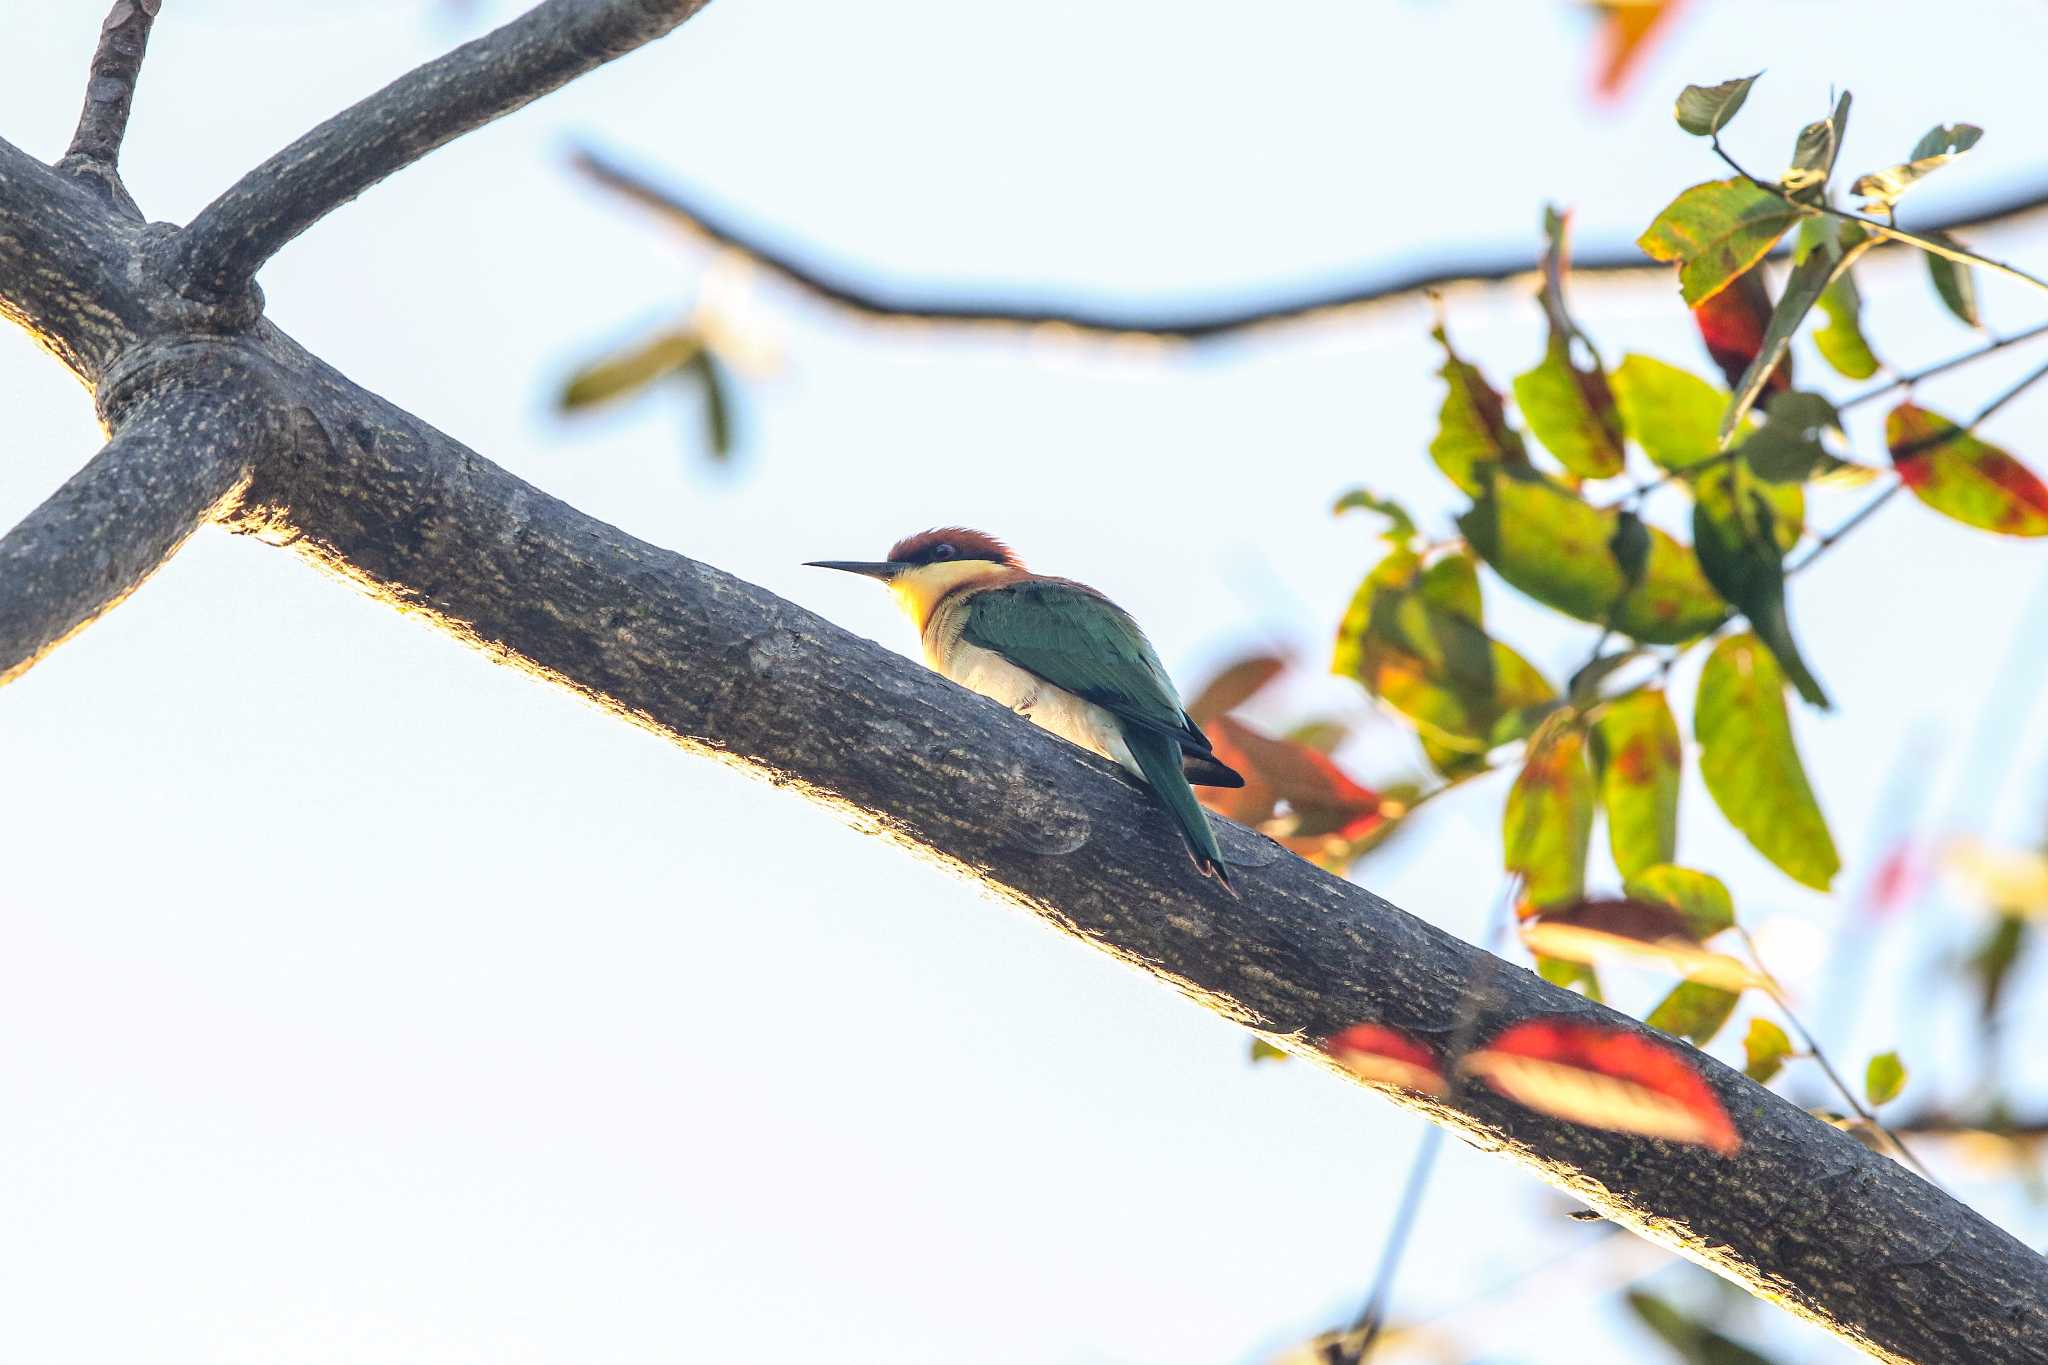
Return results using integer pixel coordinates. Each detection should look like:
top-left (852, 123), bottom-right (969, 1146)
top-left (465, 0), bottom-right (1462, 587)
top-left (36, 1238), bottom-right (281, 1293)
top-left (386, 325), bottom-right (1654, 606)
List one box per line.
top-left (1, 6), bottom-right (2045, 1362)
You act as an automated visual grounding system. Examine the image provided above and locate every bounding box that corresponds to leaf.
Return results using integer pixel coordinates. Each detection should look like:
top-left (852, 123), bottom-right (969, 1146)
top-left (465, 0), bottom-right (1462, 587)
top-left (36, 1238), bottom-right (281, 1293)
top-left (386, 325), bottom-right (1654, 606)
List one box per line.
top-left (1460, 1019), bottom-right (1741, 1155)
top-left (1925, 233), bottom-right (1982, 328)
top-left (1675, 74), bottom-right (1760, 137)
top-left (1612, 354), bottom-right (1733, 471)
top-left (1186, 655), bottom-right (1285, 727)
top-left (1743, 1018), bottom-right (1794, 1083)
top-left (1459, 470), bottom-right (1724, 644)
top-left (1782, 92), bottom-right (1851, 203)
top-left (1696, 634), bottom-right (1840, 890)
top-left (1249, 1038), bottom-right (1290, 1063)
top-left (1327, 1023), bottom-right (1447, 1095)
top-left (1623, 864), bottom-right (1737, 939)
top-left (1691, 264), bottom-right (1788, 397)
top-left (1693, 477), bottom-right (1829, 708)
top-left (1538, 954), bottom-right (1604, 1000)
top-left (1851, 123), bottom-right (1983, 213)
top-left (1647, 981), bottom-right (1741, 1045)
top-left (1722, 223), bottom-right (1872, 443)
top-left (1334, 488), bottom-right (1418, 544)
top-left (1591, 0), bottom-right (1686, 100)
top-left (1429, 326), bottom-right (1529, 495)
top-left (1864, 1051), bottom-right (1907, 1106)
top-left (1638, 179), bottom-right (1805, 308)
top-left (685, 348), bottom-right (735, 459)
top-left (558, 329), bottom-right (703, 410)
top-left (1798, 217), bottom-right (1880, 380)
top-left (1590, 690), bottom-right (1681, 877)
top-left (1625, 1290), bottom-right (1781, 1365)
top-left (1967, 913), bottom-right (2028, 1021)
top-left (1211, 715), bottom-right (1385, 846)
top-left (1886, 403), bottom-right (2048, 537)
top-left (1513, 337), bottom-right (1627, 479)
top-left (1520, 897), bottom-right (1760, 992)
top-left (1739, 390), bottom-right (1844, 484)
top-left (1505, 729), bottom-right (1596, 911)
top-left (1944, 838), bottom-right (2048, 915)
top-left (1335, 548), bottom-right (1556, 767)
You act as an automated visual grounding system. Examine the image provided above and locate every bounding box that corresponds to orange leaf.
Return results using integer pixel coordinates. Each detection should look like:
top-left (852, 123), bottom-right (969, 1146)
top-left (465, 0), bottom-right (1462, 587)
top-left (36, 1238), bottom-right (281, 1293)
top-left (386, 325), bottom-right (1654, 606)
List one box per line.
top-left (1590, 0), bottom-right (1690, 101)
top-left (1328, 1023), bottom-right (1448, 1096)
top-left (1186, 655), bottom-right (1286, 727)
top-left (1461, 1018), bottom-right (1741, 1155)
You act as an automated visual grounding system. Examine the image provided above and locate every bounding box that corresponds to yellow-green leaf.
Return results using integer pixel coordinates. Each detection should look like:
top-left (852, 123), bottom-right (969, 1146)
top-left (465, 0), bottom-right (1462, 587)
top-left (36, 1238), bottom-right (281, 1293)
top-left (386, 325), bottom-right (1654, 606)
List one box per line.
top-left (559, 329), bottom-right (703, 410)
top-left (1696, 634), bottom-right (1840, 889)
top-left (1887, 404), bottom-right (2048, 537)
top-left (1851, 123), bottom-right (1982, 213)
top-left (1864, 1050), bottom-right (1907, 1106)
top-left (1505, 729), bottom-right (1596, 910)
top-left (1622, 864), bottom-right (1736, 940)
top-left (1591, 690), bottom-right (1681, 877)
top-left (1744, 1018), bottom-right (1794, 1083)
top-left (1637, 178), bottom-right (1804, 307)
top-left (1513, 337), bottom-right (1626, 479)
top-left (1430, 326), bottom-right (1529, 495)
top-left (1612, 354), bottom-right (1731, 471)
top-left (1646, 981), bottom-right (1741, 1045)
top-left (1925, 234), bottom-right (1981, 328)
top-left (1675, 74), bottom-right (1760, 138)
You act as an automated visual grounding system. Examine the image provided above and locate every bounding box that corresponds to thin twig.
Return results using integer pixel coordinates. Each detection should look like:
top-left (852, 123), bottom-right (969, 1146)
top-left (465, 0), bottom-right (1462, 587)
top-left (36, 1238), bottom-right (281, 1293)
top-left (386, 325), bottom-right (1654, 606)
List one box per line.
top-left (1785, 483), bottom-right (1902, 577)
top-left (1738, 929), bottom-right (1941, 1186)
top-left (572, 145), bottom-right (2048, 344)
top-left (62, 0), bottom-right (159, 168)
top-left (1838, 320), bottom-right (2048, 412)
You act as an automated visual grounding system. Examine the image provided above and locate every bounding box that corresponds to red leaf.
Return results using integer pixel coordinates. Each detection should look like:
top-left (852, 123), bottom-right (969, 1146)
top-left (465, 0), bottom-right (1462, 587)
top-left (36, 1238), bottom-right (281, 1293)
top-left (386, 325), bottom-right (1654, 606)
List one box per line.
top-left (1460, 1019), bottom-right (1741, 1155)
top-left (1691, 263), bottom-right (1789, 396)
top-left (1186, 655), bottom-right (1286, 728)
top-left (1328, 1023), bottom-right (1447, 1096)
top-left (1524, 897), bottom-right (1700, 943)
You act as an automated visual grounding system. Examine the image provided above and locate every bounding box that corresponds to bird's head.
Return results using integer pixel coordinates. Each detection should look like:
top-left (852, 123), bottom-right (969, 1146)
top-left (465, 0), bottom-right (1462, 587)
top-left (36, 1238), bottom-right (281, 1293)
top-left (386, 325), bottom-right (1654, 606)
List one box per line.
top-left (806, 527), bottom-right (1023, 624)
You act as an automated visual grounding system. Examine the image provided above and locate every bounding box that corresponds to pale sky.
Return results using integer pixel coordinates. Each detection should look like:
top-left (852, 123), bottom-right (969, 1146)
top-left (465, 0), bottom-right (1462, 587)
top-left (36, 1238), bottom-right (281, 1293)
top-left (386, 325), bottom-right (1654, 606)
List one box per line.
top-left (5, 2), bottom-right (2048, 1362)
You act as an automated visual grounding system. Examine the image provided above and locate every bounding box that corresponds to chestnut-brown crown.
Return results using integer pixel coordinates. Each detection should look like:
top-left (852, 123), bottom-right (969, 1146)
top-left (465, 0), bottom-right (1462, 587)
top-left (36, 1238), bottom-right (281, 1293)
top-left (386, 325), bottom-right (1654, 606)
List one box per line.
top-left (886, 527), bottom-right (1022, 569)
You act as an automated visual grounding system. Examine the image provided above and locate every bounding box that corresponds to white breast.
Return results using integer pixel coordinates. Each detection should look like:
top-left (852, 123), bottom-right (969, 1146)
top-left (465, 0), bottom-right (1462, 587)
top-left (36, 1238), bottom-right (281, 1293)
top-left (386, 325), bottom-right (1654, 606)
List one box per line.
top-left (941, 640), bottom-right (1140, 777)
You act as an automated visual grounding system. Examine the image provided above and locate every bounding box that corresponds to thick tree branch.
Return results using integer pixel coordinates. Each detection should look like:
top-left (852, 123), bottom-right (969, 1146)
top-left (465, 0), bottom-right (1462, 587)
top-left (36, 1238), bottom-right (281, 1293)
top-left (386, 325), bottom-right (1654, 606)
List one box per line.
top-left (59, 0), bottom-right (161, 214)
top-left (4, 6), bottom-right (2048, 1360)
top-left (573, 145), bottom-right (2048, 342)
top-left (166, 0), bottom-right (715, 302)
top-left (0, 354), bottom-right (275, 686)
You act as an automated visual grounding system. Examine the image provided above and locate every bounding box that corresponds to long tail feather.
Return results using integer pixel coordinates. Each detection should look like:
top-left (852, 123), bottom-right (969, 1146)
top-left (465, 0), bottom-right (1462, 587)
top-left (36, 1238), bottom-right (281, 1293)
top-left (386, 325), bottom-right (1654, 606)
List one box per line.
top-left (1125, 725), bottom-right (1235, 890)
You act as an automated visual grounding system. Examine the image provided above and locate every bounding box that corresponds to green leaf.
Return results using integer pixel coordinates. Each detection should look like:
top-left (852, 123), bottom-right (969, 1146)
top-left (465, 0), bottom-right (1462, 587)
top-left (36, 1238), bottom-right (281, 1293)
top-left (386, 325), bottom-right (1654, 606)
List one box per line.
top-left (1968, 913), bottom-right (2028, 1021)
top-left (1513, 337), bottom-right (1626, 478)
top-left (1624, 1290), bottom-right (1781, 1365)
top-left (1333, 488), bottom-right (1418, 544)
top-left (1505, 728), bottom-right (1595, 910)
top-left (1864, 1050), bottom-right (1907, 1106)
top-left (1886, 403), bottom-right (2048, 537)
top-left (1249, 1038), bottom-right (1290, 1063)
top-left (1743, 1018), bottom-right (1795, 1083)
top-left (1696, 634), bottom-right (1840, 889)
top-left (1693, 473), bottom-right (1828, 708)
top-left (1459, 471), bottom-right (1721, 644)
top-left (1638, 179), bottom-right (1805, 308)
top-left (1429, 326), bottom-right (1528, 495)
top-left (1537, 953), bottom-right (1603, 1000)
top-left (1925, 233), bottom-right (1982, 327)
top-left (1612, 354), bottom-right (1732, 471)
top-left (1335, 548), bottom-right (1555, 766)
top-left (1782, 91), bottom-right (1851, 204)
top-left (1739, 390), bottom-right (1844, 484)
top-left (1647, 980), bottom-right (1741, 1045)
top-left (1623, 864), bottom-right (1736, 940)
top-left (1591, 690), bottom-right (1681, 877)
top-left (1675, 74), bottom-right (1760, 137)
top-left (1721, 223), bottom-right (1872, 443)
top-left (1797, 218), bottom-right (1880, 379)
top-left (559, 329), bottom-right (703, 410)
top-left (684, 348), bottom-right (736, 460)
top-left (1851, 123), bottom-right (1983, 213)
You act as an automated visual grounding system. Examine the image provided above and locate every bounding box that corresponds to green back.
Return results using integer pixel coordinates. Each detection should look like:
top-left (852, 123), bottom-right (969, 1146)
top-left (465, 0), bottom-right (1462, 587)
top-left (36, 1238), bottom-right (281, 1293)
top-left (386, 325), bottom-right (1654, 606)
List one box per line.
top-left (959, 580), bottom-right (1190, 741)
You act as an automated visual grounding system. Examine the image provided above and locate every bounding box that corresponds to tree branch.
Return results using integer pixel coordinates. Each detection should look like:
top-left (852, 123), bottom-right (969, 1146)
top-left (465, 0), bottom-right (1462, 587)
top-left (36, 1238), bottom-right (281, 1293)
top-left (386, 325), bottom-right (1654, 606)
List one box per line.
top-left (192, 320), bottom-right (2047, 1363)
top-left (0, 136), bottom-right (149, 378)
top-left (0, 359), bottom-right (274, 686)
top-left (59, 0), bottom-right (161, 213)
top-left (571, 145), bottom-right (2048, 343)
top-left (166, 0), bottom-right (715, 302)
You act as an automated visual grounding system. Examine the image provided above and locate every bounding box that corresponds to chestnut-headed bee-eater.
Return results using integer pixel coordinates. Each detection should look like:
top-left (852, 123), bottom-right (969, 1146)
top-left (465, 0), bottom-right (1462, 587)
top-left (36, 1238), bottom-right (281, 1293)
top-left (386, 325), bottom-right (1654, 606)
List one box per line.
top-left (807, 528), bottom-right (1243, 886)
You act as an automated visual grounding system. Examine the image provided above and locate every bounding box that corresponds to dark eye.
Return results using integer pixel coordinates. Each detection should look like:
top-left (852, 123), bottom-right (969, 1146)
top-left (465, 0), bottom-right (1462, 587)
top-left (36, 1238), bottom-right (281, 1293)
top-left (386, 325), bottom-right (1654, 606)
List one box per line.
top-left (931, 542), bottom-right (957, 561)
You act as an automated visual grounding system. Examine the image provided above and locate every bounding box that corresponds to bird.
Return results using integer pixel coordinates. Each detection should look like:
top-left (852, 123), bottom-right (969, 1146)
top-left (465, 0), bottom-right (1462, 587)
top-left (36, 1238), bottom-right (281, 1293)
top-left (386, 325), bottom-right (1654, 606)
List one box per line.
top-left (807, 527), bottom-right (1244, 887)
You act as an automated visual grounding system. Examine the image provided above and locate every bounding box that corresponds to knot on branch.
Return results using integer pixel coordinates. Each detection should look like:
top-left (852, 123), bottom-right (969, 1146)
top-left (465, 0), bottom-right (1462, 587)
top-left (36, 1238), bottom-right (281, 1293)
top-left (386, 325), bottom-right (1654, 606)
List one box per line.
top-left (140, 222), bottom-right (265, 327)
top-left (95, 335), bottom-right (284, 434)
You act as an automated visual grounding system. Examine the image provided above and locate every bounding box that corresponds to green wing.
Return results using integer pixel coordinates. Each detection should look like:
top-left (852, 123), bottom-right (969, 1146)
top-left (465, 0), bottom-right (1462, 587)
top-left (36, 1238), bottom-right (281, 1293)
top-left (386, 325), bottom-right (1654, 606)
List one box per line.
top-left (959, 580), bottom-right (1201, 747)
